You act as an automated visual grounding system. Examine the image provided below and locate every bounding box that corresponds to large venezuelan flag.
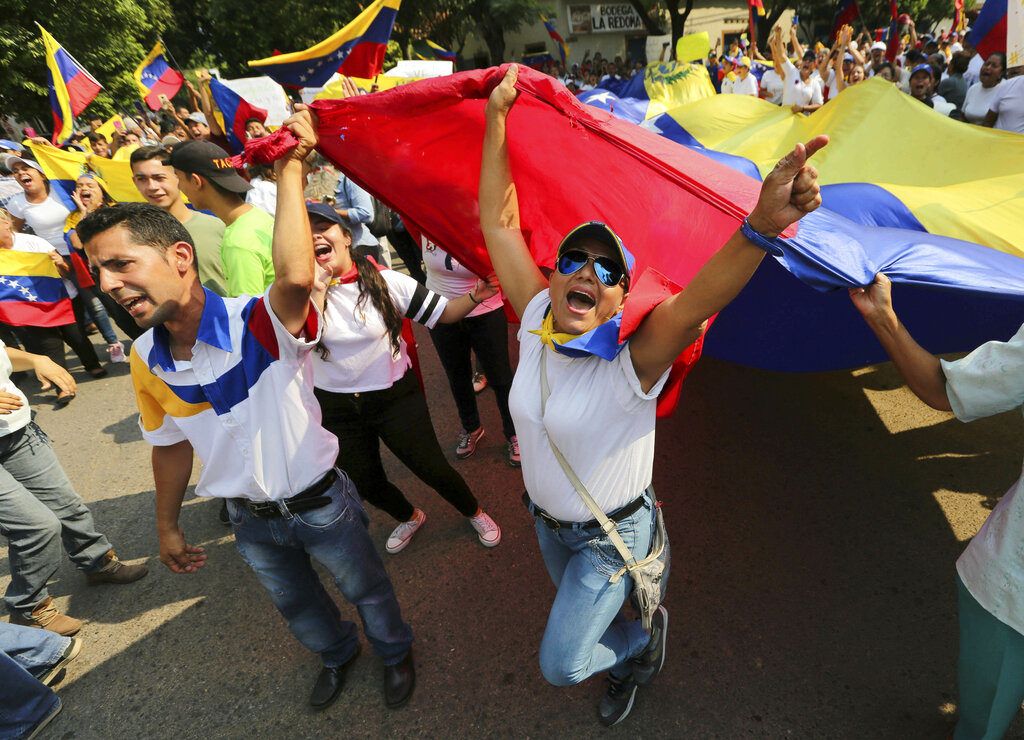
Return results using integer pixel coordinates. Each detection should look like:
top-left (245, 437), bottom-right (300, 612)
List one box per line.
top-left (0, 251), bottom-right (74, 328)
top-left (252, 66), bottom-right (1024, 384)
top-left (579, 61), bottom-right (716, 122)
top-left (209, 78), bottom-right (269, 154)
top-left (248, 0), bottom-right (401, 88)
top-left (37, 24), bottom-right (102, 145)
top-left (971, 0), bottom-right (1007, 57)
top-left (134, 43), bottom-right (185, 111)
top-left (26, 142), bottom-right (144, 206)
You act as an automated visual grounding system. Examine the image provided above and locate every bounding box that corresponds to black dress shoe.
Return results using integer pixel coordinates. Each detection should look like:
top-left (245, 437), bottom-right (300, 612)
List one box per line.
top-left (310, 645), bottom-right (360, 710)
top-left (384, 649), bottom-right (415, 708)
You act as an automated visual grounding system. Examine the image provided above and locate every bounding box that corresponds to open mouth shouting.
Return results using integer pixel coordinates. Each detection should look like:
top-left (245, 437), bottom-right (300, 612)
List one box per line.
top-left (565, 285), bottom-right (597, 315)
top-left (313, 242), bottom-right (334, 263)
top-left (118, 293), bottom-right (150, 317)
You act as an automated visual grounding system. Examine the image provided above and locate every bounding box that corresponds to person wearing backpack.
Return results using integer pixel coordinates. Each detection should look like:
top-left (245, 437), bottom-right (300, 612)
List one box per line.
top-left (480, 65), bottom-right (828, 726)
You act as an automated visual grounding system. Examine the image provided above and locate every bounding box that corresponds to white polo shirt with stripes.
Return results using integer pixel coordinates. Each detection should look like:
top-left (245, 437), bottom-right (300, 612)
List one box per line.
top-left (129, 287), bottom-right (339, 502)
top-left (312, 269), bottom-right (447, 394)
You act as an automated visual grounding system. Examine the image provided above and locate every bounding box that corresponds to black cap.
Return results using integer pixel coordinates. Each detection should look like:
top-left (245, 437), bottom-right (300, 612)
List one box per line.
top-left (169, 140), bottom-right (251, 193)
top-left (557, 222), bottom-right (635, 284)
top-left (306, 202), bottom-right (352, 231)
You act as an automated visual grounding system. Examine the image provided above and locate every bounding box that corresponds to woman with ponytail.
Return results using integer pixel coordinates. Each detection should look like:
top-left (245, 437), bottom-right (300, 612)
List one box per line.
top-left (306, 202), bottom-right (503, 554)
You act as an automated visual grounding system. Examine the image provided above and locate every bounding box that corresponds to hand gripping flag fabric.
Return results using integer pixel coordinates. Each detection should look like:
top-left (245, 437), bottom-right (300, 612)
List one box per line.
top-left (134, 43), bottom-right (185, 111)
top-left (578, 61), bottom-right (716, 123)
top-left (412, 39), bottom-right (457, 62)
top-left (248, 0), bottom-right (400, 87)
top-left (541, 15), bottom-right (570, 65)
top-left (37, 24), bottom-right (102, 145)
top-left (209, 78), bottom-right (269, 154)
top-left (0, 251), bottom-right (74, 328)
top-left (238, 66), bottom-right (1024, 389)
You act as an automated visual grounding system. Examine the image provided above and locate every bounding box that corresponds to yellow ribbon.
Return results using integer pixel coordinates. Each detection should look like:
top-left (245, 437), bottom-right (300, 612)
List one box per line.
top-left (528, 312), bottom-right (579, 351)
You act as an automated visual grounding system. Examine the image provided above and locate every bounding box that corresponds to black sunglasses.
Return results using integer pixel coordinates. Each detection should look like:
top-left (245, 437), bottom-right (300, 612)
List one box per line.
top-left (556, 249), bottom-right (626, 288)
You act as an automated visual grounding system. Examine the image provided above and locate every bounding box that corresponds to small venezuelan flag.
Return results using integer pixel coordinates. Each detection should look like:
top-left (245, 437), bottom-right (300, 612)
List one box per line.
top-left (411, 39), bottom-right (457, 62)
top-left (748, 0), bottom-right (767, 16)
top-left (36, 24), bottom-right (102, 145)
top-left (134, 42), bottom-right (185, 111)
top-left (208, 78), bottom-right (269, 154)
top-left (541, 15), bottom-right (570, 65)
top-left (248, 0), bottom-right (401, 88)
top-left (0, 251), bottom-right (74, 328)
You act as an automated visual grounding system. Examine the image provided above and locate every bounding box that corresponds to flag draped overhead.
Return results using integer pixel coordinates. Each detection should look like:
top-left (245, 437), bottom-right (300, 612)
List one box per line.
top-left (209, 78), bottom-right (269, 154)
top-left (242, 65), bottom-right (1024, 385)
top-left (248, 0), bottom-right (400, 87)
top-left (134, 42), bottom-right (184, 111)
top-left (578, 61), bottom-right (716, 122)
top-left (37, 24), bottom-right (102, 144)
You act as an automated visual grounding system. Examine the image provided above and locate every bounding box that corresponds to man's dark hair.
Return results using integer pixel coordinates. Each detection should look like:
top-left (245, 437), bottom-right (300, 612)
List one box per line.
top-left (130, 145), bottom-right (171, 167)
top-left (906, 49), bottom-right (927, 65)
top-left (87, 132), bottom-right (107, 145)
top-left (77, 203), bottom-right (195, 259)
top-left (950, 51), bottom-right (970, 75)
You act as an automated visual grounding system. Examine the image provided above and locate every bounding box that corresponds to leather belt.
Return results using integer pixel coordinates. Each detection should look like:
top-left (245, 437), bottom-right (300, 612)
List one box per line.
top-left (236, 470), bottom-right (338, 518)
top-left (523, 489), bottom-right (647, 530)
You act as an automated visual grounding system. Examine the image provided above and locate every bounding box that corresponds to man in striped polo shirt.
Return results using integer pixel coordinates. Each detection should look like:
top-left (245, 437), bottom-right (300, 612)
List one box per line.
top-left (77, 108), bottom-right (415, 711)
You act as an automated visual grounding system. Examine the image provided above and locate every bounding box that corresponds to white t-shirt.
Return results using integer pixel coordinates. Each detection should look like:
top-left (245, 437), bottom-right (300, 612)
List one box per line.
top-left (781, 59), bottom-right (824, 107)
top-left (943, 321), bottom-right (1024, 635)
top-left (0, 340), bottom-right (31, 437)
top-left (760, 68), bottom-right (784, 104)
top-left (991, 75), bottom-right (1024, 134)
top-left (720, 76), bottom-right (734, 94)
top-left (312, 269), bottom-right (447, 393)
top-left (509, 291), bottom-right (670, 522)
top-left (245, 177), bottom-right (277, 216)
top-left (10, 232), bottom-right (77, 298)
top-left (421, 237), bottom-right (503, 318)
top-left (965, 52), bottom-right (983, 87)
top-left (729, 73), bottom-right (759, 96)
top-left (5, 192), bottom-right (72, 255)
top-left (962, 81), bottom-right (1003, 123)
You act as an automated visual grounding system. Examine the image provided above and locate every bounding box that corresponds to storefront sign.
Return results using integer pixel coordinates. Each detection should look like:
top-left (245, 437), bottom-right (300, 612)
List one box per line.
top-left (568, 4), bottom-right (646, 34)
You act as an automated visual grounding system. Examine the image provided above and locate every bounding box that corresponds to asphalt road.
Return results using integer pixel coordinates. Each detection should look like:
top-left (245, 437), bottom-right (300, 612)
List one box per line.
top-left (2, 321), bottom-right (1023, 739)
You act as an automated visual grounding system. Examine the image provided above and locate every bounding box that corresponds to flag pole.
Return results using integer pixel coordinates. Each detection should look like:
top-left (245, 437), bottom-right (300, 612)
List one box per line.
top-left (158, 38), bottom-right (186, 76)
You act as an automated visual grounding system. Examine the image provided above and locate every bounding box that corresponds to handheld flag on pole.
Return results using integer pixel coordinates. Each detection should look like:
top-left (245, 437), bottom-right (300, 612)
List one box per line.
top-left (134, 43), bottom-right (185, 111)
top-left (248, 0), bottom-right (401, 87)
top-left (36, 24), bottom-right (102, 145)
top-left (885, 0), bottom-right (901, 61)
top-left (208, 78), bottom-right (269, 155)
top-left (412, 39), bottom-right (457, 62)
top-left (831, 0), bottom-right (861, 41)
top-left (748, 0), bottom-right (766, 17)
top-left (971, 0), bottom-right (1007, 57)
top-left (0, 251), bottom-right (75, 328)
top-left (541, 15), bottom-right (569, 65)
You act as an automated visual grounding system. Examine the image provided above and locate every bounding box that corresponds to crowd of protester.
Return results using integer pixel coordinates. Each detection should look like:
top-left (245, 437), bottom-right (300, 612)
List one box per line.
top-left (1, 19), bottom-right (1023, 739)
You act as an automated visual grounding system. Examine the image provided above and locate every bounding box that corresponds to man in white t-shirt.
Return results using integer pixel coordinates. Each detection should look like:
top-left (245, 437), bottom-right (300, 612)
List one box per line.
top-left (0, 340), bottom-right (147, 637)
top-left (984, 73), bottom-right (1024, 133)
top-left (850, 273), bottom-right (1024, 740)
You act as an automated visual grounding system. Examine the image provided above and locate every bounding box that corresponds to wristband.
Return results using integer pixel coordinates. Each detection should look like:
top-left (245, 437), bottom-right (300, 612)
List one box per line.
top-left (468, 290), bottom-right (482, 305)
top-left (740, 217), bottom-right (784, 256)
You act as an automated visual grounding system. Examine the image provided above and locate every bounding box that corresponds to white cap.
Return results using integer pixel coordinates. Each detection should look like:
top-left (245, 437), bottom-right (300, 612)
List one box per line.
top-left (871, 41), bottom-right (887, 52)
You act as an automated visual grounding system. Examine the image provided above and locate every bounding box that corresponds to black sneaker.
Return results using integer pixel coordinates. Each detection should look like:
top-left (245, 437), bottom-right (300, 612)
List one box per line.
top-left (218, 500), bottom-right (231, 526)
top-left (598, 674), bottom-right (638, 727)
top-left (631, 605), bottom-right (668, 686)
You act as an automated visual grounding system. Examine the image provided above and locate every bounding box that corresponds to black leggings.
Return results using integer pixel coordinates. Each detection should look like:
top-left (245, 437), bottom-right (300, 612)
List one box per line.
top-left (13, 295), bottom-right (101, 373)
top-left (429, 306), bottom-right (516, 440)
top-left (315, 371), bottom-right (479, 523)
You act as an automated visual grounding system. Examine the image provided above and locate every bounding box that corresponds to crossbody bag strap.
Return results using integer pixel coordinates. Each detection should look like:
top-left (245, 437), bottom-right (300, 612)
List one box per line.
top-left (540, 348), bottom-right (638, 582)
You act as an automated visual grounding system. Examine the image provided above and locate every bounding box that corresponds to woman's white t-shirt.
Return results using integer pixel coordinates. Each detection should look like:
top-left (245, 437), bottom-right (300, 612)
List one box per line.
top-left (5, 192), bottom-right (72, 255)
top-left (312, 269), bottom-right (447, 393)
top-left (509, 290), bottom-right (670, 522)
top-left (0, 339), bottom-right (31, 437)
top-left (421, 237), bottom-right (503, 318)
top-left (962, 81), bottom-right (1003, 123)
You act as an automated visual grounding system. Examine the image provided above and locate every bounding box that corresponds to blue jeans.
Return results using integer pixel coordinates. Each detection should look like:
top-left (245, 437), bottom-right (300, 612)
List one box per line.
top-left (531, 489), bottom-right (656, 686)
top-left (0, 422), bottom-right (113, 617)
top-left (228, 472), bottom-right (413, 668)
top-left (0, 622), bottom-right (67, 737)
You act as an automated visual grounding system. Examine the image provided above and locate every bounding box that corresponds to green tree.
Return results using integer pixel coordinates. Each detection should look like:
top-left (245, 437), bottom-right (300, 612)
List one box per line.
top-left (0, 0), bottom-right (171, 128)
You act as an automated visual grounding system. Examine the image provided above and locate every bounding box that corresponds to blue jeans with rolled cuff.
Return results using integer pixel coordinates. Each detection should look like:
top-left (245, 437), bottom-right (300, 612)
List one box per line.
top-left (228, 471), bottom-right (413, 668)
top-left (529, 488), bottom-right (657, 686)
top-left (0, 621), bottom-right (68, 737)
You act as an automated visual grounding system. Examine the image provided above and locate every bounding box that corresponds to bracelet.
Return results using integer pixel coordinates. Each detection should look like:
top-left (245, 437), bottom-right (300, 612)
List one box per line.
top-left (740, 217), bottom-right (784, 256)
top-left (468, 290), bottom-right (482, 305)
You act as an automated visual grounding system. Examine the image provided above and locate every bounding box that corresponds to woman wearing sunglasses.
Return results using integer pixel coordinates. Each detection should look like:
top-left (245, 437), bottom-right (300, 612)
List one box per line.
top-left (480, 64), bottom-right (827, 726)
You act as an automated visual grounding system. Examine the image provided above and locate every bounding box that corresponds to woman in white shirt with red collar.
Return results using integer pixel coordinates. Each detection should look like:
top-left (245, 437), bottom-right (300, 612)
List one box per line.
top-left (480, 65), bottom-right (828, 727)
top-left (305, 203), bottom-right (502, 555)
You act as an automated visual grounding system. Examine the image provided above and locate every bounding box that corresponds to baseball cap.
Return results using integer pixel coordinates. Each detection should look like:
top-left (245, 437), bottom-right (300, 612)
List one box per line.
top-left (185, 111), bottom-right (208, 126)
top-left (0, 139), bottom-right (24, 154)
top-left (557, 222), bottom-right (635, 285)
top-left (910, 63), bottom-right (934, 77)
top-left (3, 155), bottom-right (44, 175)
top-left (306, 201), bottom-right (351, 229)
top-left (843, 52), bottom-right (855, 62)
top-left (169, 140), bottom-right (251, 193)
top-left (871, 41), bottom-right (887, 52)
top-left (738, 56), bottom-right (751, 68)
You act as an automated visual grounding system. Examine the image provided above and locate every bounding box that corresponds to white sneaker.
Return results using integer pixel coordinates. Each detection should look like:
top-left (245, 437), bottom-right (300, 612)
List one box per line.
top-left (107, 342), bottom-right (126, 363)
top-left (469, 511), bottom-right (501, 547)
top-left (386, 508), bottom-right (426, 554)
